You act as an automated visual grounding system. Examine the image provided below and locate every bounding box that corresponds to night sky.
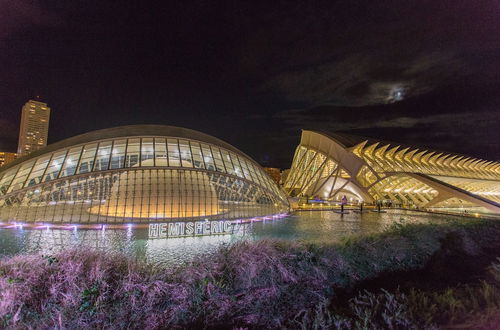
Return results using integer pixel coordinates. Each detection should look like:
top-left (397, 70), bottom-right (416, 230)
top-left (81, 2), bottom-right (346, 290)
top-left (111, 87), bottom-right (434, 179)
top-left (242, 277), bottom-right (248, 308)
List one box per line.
top-left (1, 1), bottom-right (499, 168)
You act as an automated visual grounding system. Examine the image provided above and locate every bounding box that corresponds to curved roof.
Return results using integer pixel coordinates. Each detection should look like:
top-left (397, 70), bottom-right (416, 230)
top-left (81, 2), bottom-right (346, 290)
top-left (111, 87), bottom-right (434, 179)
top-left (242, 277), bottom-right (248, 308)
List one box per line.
top-left (302, 130), bottom-right (499, 180)
top-left (311, 130), bottom-right (491, 162)
top-left (311, 131), bottom-right (369, 149)
top-left (2, 125), bottom-right (250, 172)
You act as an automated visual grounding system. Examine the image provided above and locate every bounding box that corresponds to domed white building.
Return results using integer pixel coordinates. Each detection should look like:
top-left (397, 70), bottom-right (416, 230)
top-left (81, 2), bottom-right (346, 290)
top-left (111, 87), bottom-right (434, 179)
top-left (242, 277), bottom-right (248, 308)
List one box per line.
top-left (0, 125), bottom-right (289, 223)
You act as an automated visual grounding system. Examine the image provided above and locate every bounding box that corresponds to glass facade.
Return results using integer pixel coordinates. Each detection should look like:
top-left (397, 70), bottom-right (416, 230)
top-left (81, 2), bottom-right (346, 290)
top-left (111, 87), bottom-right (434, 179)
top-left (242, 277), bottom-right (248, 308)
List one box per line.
top-left (0, 134), bottom-right (289, 223)
top-left (285, 130), bottom-right (500, 213)
top-left (284, 146), bottom-right (360, 201)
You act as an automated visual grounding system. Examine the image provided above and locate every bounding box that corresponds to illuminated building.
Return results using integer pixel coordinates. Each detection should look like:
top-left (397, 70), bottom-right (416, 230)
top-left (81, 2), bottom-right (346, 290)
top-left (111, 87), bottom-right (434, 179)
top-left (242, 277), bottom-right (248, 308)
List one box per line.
top-left (0, 125), bottom-right (289, 223)
top-left (17, 100), bottom-right (51, 157)
top-left (284, 130), bottom-right (500, 213)
top-left (0, 152), bottom-right (17, 167)
top-left (281, 169), bottom-right (290, 184)
top-left (263, 167), bottom-right (281, 185)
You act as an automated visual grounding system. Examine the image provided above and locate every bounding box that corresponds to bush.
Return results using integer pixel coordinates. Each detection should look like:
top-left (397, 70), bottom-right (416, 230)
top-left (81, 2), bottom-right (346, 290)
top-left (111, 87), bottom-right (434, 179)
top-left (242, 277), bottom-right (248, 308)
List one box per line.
top-left (296, 263), bottom-right (500, 330)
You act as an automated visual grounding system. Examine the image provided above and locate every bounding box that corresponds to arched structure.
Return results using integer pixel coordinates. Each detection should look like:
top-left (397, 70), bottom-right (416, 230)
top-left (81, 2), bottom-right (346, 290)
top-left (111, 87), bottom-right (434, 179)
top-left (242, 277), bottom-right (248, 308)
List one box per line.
top-left (284, 130), bottom-right (500, 213)
top-left (0, 125), bottom-right (289, 223)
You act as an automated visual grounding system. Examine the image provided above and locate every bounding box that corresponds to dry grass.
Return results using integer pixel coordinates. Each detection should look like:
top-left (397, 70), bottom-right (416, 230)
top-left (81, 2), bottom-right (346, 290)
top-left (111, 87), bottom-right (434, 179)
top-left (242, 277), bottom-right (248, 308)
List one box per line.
top-left (1, 219), bottom-right (499, 329)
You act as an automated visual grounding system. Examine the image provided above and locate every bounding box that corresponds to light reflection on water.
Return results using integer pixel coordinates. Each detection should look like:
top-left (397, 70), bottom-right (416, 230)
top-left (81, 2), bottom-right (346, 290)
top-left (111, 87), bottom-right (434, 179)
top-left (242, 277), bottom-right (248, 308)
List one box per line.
top-left (0, 210), bottom-right (464, 265)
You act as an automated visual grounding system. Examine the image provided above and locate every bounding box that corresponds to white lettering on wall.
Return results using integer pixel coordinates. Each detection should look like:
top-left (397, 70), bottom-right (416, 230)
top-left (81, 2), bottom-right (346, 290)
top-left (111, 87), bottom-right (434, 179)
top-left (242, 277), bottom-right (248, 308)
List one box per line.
top-left (148, 220), bottom-right (235, 239)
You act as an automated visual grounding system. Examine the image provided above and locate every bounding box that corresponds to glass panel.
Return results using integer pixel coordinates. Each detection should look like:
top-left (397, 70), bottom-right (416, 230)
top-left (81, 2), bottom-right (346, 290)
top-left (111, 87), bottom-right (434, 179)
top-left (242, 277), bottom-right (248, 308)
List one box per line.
top-left (211, 147), bottom-right (226, 173)
top-left (154, 138), bottom-right (168, 166)
top-left (237, 155), bottom-right (252, 181)
top-left (25, 155), bottom-right (51, 187)
top-left (8, 161), bottom-right (35, 192)
top-left (77, 144), bottom-right (97, 174)
top-left (190, 141), bottom-right (205, 169)
top-left (220, 149), bottom-right (235, 176)
top-left (245, 159), bottom-right (261, 185)
top-left (94, 141), bottom-right (112, 171)
top-left (60, 146), bottom-right (83, 178)
top-left (167, 138), bottom-right (180, 167)
top-left (201, 144), bottom-right (215, 171)
top-left (110, 139), bottom-right (126, 169)
top-left (125, 138), bottom-right (140, 167)
top-left (44, 151), bottom-right (67, 182)
top-left (255, 165), bottom-right (269, 189)
top-left (229, 153), bottom-right (245, 179)
top-left (340, 169), bottom-right (351, 178)
top-left (179, 139), bottom-right (193, 168)
top-left (141, 138), bottom-right (154, 166)
top-left (356, 165), bottom-right (377, 187)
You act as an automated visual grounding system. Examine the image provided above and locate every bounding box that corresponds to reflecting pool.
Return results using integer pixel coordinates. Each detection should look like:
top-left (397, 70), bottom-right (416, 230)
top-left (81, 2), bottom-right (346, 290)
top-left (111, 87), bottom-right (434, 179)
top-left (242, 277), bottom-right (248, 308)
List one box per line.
top-left (0, 210), bottom-right (471, 265)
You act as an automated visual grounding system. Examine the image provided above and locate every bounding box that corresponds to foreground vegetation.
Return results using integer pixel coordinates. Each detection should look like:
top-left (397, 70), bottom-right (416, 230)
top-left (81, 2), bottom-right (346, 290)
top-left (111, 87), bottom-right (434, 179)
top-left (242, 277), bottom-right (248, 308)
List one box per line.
top-left (1, 219), bottom-right (500, 329)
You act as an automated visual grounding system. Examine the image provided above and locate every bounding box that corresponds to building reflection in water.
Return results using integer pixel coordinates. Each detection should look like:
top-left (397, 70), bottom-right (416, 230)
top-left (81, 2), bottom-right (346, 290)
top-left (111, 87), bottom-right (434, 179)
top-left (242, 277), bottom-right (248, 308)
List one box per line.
top-left (10, 221), bottom-right (253, 266)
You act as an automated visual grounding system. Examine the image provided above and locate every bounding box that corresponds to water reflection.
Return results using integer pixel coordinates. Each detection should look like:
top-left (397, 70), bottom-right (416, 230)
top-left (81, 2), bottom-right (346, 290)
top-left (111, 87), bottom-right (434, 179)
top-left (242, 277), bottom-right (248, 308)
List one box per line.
top-left (0, 210), bottom-right (461, 265)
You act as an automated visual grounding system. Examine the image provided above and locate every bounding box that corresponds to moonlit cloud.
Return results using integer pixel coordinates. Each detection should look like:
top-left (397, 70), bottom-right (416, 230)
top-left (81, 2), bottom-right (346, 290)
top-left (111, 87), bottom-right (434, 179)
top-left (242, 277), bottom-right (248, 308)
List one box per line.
top-left (241, 1), bottom-right (499, 108)
top-left (266, 51), bottom-right (463, 107)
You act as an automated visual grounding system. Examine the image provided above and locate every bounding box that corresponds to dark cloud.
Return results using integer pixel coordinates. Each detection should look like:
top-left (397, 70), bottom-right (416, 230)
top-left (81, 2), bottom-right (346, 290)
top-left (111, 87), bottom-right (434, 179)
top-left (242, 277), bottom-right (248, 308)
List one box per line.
top-left (266, 52), bottom-right (462, 106)
top-left (277, 108), bottom-right (499, 131)
top-left (241, 1), bottom-right (500, 107)
top-left (0, 0), bottom-right (60, 41)
top-left (275, 106), bottom-right (500, 161)
top-left (0, 1), bottom-right (499, 167)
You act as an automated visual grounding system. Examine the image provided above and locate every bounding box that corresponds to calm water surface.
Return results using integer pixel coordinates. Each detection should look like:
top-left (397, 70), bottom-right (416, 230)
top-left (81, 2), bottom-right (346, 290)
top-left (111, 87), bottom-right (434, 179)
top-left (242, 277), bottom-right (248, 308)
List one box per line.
top-left (0, 210), bottom-right (466, 265)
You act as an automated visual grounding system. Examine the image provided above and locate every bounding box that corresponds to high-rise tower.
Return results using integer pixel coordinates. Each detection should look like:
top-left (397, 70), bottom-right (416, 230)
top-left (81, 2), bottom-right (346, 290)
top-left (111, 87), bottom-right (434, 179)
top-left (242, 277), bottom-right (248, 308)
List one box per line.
top-left (17, 99), bottom-right (51, 156)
